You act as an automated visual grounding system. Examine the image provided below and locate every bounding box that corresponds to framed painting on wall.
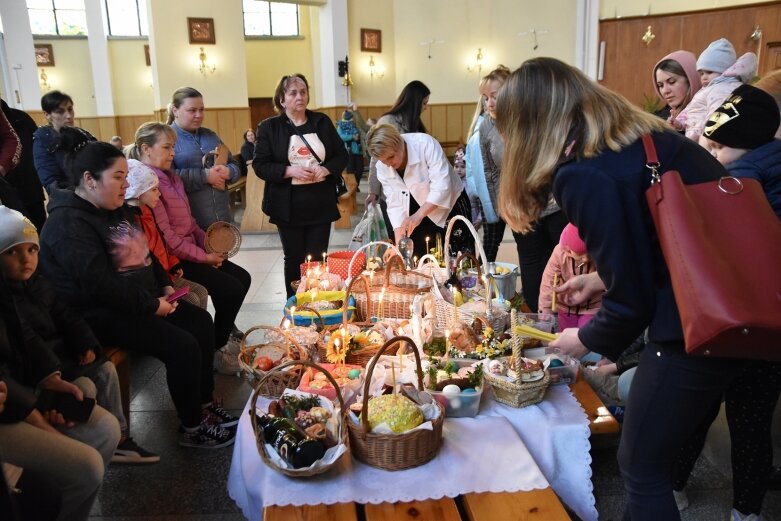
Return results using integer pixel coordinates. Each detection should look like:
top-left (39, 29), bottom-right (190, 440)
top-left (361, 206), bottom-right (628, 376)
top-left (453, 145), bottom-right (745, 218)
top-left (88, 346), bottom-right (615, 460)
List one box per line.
top-left (360, 29), bottom-right (382, 53)
top-left (34, 44), bottom-right (55, 66)
top-left (188, 17), bottom-right (216, 45)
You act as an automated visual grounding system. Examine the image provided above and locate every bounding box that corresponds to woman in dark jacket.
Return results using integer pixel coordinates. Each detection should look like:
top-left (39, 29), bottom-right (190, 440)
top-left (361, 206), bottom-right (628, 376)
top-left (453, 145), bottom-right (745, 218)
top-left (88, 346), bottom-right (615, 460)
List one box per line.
top-left (253, 73), bottom-right (348, 297)
top-left (38, 141), bottom-right (236, 449)
top-left (496, 58), bottom-right (743, 521)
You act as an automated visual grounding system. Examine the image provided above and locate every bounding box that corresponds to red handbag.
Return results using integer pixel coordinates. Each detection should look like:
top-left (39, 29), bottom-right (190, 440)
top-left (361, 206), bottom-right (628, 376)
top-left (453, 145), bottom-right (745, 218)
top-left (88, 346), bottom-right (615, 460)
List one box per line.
top-left (642, 135), bottom-right (781, 360)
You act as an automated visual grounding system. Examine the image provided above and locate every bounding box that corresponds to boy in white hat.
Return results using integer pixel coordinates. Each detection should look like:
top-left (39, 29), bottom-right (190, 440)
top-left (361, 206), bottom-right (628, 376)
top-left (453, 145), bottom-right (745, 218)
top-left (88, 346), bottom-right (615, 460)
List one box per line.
top-left (0, 205), bottom-right (158, 464)
top-left (677, 38), bottom-right (758, 142)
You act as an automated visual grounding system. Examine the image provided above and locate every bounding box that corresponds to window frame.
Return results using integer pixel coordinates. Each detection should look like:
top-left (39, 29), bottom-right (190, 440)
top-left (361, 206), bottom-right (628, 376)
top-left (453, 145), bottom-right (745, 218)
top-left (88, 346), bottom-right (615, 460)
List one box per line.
top-left (104, 0), bottom-right (147, 38)
top-left (27, 0), bottom-right (88, 37)
top-left (242, 0), bottom-right (301, 39)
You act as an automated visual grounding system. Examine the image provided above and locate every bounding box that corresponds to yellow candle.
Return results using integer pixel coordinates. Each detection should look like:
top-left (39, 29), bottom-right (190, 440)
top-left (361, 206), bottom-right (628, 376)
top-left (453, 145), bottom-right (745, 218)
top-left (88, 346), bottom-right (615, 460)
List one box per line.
top-left (444, 329), bottom-right (450, 360)
top-left (379, 287), bottom-right (386, 321)
top-left (290, 306), bottom-right (296, 323)
top-left (391, 362), bottom-right (397, 395)
top-left (425, 236), bottom-right (430, 254)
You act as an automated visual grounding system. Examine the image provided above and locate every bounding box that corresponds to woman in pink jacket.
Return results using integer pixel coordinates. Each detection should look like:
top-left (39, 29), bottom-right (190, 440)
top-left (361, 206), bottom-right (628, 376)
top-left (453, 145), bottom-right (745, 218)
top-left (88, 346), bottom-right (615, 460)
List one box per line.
top-left (128, 122), bottom-right (250, 374)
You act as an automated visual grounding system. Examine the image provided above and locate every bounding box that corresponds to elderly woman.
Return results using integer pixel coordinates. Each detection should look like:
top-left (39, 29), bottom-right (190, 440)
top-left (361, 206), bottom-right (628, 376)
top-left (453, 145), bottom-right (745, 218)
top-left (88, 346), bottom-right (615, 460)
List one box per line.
top-left (366, 123), bottom-right (471, 258)
top-left (252, 73), bottom-right (348, 297)
top-left (496, 57), bottom-right (741, 521)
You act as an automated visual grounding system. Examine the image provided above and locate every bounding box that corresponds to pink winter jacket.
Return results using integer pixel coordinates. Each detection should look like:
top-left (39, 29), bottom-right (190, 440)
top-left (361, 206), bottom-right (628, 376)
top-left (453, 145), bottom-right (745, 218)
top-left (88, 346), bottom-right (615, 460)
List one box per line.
top-left (679, 52), bottom-right (757, 141)
top-left (538, 244), bottom-right (601, 316)
top-left (147, 164), bottom-right (208, 263)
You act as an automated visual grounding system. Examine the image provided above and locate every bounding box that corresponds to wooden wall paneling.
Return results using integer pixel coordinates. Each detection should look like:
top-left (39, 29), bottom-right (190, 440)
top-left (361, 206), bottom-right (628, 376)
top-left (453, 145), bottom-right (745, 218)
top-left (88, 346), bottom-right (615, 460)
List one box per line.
top-left (420, 107), bottom-right (433, 134)
top-left (445, 104), bottom-right (463, 144)
top-left (764, 42), bottom-right (781, 71)
top-left (98, 117), bottom-right (118, 141)
top-left (428, 105), bottom-right (447, 142)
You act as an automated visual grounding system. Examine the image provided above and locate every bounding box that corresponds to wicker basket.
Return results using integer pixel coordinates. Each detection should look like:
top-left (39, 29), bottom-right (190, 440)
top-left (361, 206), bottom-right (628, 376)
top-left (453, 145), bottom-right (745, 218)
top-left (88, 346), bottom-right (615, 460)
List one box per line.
top-left (248, 360), bottom-right (349, 477)
top-left (484, 370), bottom-right (550, 408)
top-left (346, 241), bottom-right (401, 279)
top-left (353, 256), bottom-right (433, 321)
top-left (347, 336), bottom-right (445, 471)
top-left (416, 254), bottom-right (449, 284)
top-left (238, 326), bottom-right (308, 397)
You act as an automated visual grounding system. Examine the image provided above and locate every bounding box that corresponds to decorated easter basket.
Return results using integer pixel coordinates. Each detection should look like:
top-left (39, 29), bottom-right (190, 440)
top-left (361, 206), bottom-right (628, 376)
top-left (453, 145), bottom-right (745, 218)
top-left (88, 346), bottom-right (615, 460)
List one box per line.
top-left (283, 291), bottom-right (356, 326)
top-left (416, 254), bottom-right (449, 285)
top-left (238, 326), bottom-right (308, 397)
top-left (249, 360), bottom-right (350, 478)
top-left (353, 256), bottom-right (433, 321)
top-left (483, 310), bottom-right (551, 408)
top-left (347, 336), bottom-right (445, 471)
top-left (328, 250), bottom-right (366, 280)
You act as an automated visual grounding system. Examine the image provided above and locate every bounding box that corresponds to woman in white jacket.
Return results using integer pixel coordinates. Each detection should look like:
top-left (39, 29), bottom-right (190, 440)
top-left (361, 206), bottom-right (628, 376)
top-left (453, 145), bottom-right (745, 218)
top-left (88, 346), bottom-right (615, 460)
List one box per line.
top-left (367, 124), bottom-right (471, 258)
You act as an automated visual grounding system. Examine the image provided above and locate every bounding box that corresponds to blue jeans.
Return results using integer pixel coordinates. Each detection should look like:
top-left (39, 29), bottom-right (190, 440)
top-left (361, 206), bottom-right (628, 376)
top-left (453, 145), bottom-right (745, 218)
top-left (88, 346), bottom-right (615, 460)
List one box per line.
top-left (618, 343), bottom-right (741, 520)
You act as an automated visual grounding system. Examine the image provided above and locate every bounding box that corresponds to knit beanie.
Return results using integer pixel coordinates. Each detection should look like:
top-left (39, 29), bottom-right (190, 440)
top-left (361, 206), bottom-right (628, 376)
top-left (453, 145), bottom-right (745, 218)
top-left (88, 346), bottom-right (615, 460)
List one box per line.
top-left (0, 206), bottom-right (38, 254)
top-left (703, 84), bottom-right (780, 150)
top-left (559, 223), bottom-right (586, 256)
top-left (697, 38), bottom-right (736, 74)
top-left (343, 110), bottom-right (353, 120)
top-left (125, 159), bottom-right (159, 200)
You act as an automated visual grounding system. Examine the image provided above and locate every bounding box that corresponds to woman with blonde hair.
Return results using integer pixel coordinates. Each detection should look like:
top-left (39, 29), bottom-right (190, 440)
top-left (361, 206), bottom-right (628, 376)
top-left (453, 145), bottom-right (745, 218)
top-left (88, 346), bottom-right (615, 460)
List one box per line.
top-left (367, 123), bottom-right (470, 258)
top-left (496, 57), bottom-right (741, 521)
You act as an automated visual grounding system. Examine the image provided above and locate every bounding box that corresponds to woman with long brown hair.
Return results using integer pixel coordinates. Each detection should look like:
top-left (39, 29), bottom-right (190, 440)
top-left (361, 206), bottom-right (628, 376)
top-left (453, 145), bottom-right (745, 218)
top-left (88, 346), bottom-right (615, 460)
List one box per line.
top-left (496, 57), bottom-right (741, 521)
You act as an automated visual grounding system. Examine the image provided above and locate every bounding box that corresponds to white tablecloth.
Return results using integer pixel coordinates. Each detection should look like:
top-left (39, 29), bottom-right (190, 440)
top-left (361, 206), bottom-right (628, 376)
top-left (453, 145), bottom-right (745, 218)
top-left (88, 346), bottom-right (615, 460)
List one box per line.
top-left (227, 396), bottom-right (549, 521)
top-left (480, 384), bottom-right (598, 521)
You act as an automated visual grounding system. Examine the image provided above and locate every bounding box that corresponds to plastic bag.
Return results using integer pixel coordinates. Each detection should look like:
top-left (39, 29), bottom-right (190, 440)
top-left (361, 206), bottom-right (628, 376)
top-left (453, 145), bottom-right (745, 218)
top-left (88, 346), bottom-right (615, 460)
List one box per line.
top-left (349, 204), bottom-right (389, 250)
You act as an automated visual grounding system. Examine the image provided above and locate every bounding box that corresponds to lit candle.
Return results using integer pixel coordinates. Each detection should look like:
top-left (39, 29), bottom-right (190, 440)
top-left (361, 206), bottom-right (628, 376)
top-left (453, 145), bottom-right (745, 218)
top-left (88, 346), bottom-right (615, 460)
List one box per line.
top-left (413, 256), bottom-right (418, 266)
top-left (307, 254), bottom-right (312, 263)
top-left (379, 287), bottom-right (386, 321)
top-left (289, 306), bottom-right (296, 324)
top-left (425, 236), bottom-right (430, 255)
top-left (444, 329), bottom-right (450, 361)
top-left (484, 275), bottom-right (492, 316)
top-left (322, 252), bottom-right (327, 269)
top-left (369, 271), bottom-right (375, 286)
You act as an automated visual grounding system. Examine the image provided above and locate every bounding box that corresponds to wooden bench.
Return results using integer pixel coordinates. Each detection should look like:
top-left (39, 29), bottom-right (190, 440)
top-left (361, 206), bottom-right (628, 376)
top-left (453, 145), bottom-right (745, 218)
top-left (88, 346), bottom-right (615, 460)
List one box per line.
top-left (227, 175), bottom-right (248, 217)
top-left (335, 173), bottom-right (359, 229)
top-left (104, 346), bottom-right (131, 425)
top-left (570, 372), bottom-right (620, 435)
top-left (264, 487), bottom-right (570, 520)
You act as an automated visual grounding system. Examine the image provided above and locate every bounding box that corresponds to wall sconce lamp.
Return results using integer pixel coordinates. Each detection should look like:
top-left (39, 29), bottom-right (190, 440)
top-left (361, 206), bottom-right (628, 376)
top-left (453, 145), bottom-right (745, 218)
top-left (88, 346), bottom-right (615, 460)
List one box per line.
top-left (198, 47), bottom-right (216, 76)
top-left (466, 48), bottom-right (484, 74)
top-left (39, 68), bottom-right (51, 92)
top-left (368, 56), bottom-right (385, 80)
top-left (642, 26), bottom-right (655, 46)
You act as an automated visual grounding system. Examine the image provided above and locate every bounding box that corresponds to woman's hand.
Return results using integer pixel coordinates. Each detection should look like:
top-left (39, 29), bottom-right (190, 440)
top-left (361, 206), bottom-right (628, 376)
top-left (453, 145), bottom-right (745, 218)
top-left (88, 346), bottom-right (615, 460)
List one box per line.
top-left (284, 165), bottom-right (316, 183)
top-left (549, 328), bottom-right (590, 359)
top-left (554, 272), bottom-right (604, 307)
top-left (399, 211), bottom-right (424, 238)
top-left (40, 374), bottom-right (84, 402)
top-left (171, 268), bottom-right (184, 280)
top-left (365, 193), bottom-right (378, 206)
top-left (595, 362), bottom-right (618, 375)
top-left (204, 252), bottom-right (224, 268)
top-left (79, 349), bottom-right (96, 366)
top-left (155, 297), bottom-right (178, 317)
top-left (26, 408), bottom-right (66, 434)
top-left (162, 285), bottom-right (175, 296)
top-left (207, 165), bottom-right (230, 190)
top-left (313, 165), bottom-right (330, 182)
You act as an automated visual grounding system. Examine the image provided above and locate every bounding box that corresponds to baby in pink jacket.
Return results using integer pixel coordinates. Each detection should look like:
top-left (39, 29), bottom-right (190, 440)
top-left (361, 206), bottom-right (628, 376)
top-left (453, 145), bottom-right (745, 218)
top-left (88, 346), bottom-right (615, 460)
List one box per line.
top-left (676, 38), bottom-right (757, 142)
top-left (538, 224), bottom-right (601, 331)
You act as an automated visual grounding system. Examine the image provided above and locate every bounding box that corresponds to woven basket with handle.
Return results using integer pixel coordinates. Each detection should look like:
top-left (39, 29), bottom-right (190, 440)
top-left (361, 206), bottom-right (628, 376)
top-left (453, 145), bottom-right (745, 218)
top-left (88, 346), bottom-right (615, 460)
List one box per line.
top-left (347, 336), bottom-right (445, 471)
top-left (249, 359), bottom-right (349, 477)
top-left (353, 256), bottom-right (433, 321)
top-left (238, 326), bottom-right (308, 397)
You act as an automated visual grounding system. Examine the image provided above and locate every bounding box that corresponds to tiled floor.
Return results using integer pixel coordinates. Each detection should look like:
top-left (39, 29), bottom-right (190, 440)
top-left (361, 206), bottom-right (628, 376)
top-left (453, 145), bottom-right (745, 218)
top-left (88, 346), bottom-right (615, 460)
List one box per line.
top-left (88, 193), bottom-right (781, 521)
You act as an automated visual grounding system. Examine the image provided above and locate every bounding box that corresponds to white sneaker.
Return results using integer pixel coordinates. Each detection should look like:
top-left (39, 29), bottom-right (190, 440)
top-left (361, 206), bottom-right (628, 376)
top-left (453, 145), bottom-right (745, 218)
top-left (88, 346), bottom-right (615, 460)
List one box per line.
top-left (673, 489), bottom-right (689, 511)
top-left (214, 347), bottom-right (240, 376)
top-left (731, 509), bottom-right (762, 521)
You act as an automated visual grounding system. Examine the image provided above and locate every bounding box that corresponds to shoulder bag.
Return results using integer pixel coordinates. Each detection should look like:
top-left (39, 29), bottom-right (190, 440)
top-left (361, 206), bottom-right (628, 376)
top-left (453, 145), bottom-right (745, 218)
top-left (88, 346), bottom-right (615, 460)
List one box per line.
top-left (642, 134), bottom-right (781, 360)
top-left (288, 119), bottom-right (348, 197)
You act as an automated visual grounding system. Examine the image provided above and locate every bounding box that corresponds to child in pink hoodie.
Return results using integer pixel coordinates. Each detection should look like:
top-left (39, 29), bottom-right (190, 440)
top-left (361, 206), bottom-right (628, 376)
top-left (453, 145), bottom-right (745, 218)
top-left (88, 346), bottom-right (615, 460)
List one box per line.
top-left (676, 38), bottom-right (757, 142)
top-left (538, 224), bottom-right (601, 331)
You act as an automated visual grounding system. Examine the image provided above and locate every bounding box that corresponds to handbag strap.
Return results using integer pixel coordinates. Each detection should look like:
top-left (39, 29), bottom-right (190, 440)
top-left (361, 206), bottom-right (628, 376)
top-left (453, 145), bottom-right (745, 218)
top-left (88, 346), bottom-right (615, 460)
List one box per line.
top-left (641, 134), bottom-right (662, 183)
top-left (288, 118), bottom-right (323, 165)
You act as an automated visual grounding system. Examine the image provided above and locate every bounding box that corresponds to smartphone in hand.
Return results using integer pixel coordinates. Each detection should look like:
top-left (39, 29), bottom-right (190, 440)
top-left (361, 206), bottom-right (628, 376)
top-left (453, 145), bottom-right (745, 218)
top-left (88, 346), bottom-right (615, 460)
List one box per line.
top-left (166, 286), bottom-right (190, 303)
top-left (36, 390), bottom-right (96, 422)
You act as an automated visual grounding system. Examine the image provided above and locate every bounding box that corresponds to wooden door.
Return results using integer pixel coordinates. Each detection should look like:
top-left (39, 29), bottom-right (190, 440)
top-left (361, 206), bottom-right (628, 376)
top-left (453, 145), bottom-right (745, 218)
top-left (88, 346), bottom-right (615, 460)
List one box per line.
top-left (248, 98), bottom-right (276, 131)
top-left (762, 41), bottom-right (781, 73)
